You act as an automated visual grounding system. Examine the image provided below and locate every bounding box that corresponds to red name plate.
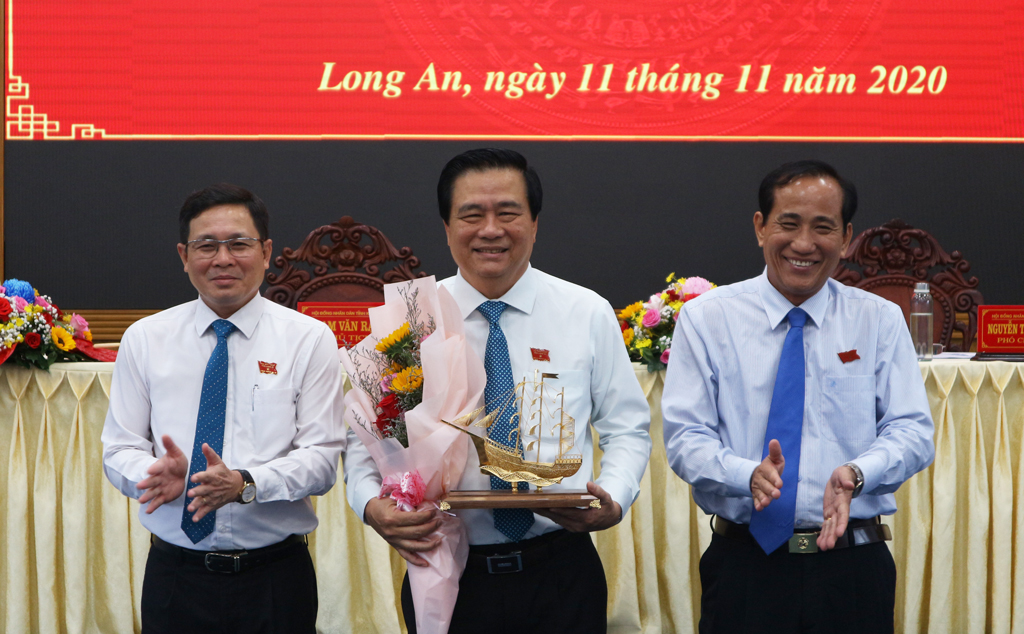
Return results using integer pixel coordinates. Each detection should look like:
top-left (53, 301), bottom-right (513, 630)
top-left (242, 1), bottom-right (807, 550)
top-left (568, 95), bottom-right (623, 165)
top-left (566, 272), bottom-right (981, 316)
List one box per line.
top-left (6, 0), bottom-right (1024, 140)
top-left (977, 306), bottom-right (1024, 354)
top-left (297, 302), bottom-right (383, 349)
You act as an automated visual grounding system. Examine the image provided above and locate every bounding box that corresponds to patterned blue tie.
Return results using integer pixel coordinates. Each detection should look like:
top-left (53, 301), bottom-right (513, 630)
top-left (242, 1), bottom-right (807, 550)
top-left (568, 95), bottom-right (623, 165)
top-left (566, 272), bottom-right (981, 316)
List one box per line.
top-left (750, 308), bottom-right (808, 555)
top-left (477, 301), bottom-right (534, 542)
top-left (181, 319), bottom-right (236, 544)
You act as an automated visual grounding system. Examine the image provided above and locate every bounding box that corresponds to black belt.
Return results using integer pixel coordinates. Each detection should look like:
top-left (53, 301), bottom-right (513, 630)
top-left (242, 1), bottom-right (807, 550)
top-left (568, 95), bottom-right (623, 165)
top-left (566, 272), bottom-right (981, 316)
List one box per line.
top-left (713, 516), bottom-right (891, 554)
top-left (466, 529), bottom-right (580, 574)
top-left (150, 534), bottom-right (307, 574)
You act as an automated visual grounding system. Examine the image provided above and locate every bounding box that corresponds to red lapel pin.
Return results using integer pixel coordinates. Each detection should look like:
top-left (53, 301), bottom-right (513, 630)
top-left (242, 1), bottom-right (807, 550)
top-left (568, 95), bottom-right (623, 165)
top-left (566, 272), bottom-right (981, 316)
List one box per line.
top-left (838, 350), bottom-right (860, 364)
top-left (531, 348), bottom-right (550, 362)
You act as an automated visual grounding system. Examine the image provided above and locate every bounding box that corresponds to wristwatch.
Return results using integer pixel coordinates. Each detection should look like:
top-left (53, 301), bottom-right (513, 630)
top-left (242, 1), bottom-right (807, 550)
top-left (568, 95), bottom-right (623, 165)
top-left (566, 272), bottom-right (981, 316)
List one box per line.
top-left (844, 462), bottom-right (864, 498)
top-left (236, 469), bottom-right (257, 504)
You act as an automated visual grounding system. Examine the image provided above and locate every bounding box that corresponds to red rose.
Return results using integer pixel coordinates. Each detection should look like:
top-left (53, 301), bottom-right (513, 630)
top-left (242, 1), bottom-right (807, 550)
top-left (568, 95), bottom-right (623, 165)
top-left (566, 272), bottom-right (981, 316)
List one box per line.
top-left (373, 393), bottom-right (403, 433)
top-left (620, 321), bottom-right (630, 332)
top-left (683, 293), bottom-right (698, 302)
top-left (379, 393), bottom-right (402, 419)
top-left (43, 312), bottom-right (54, 326)
top-left (0, 298), bottom-right (11, 320)
top-left (25, 332), bottom-right (42, 349)
top-left (666, 290), bottom-right (680, 302)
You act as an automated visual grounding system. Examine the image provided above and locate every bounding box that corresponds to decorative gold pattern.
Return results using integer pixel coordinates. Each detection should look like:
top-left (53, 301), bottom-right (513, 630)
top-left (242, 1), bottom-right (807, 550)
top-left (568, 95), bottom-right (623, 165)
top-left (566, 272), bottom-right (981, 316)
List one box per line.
top-left (6, 73), bottom-right (106, 140)
top-left (6, 0), bottom-right (107, 140)
top-left (589, 500), bottom-right (602, 509)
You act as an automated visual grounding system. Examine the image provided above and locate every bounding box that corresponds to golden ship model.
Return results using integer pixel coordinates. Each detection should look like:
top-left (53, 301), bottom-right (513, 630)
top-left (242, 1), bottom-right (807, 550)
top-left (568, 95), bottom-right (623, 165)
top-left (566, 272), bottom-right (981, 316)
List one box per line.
top-left (444, 370), bottom-right (584, 490)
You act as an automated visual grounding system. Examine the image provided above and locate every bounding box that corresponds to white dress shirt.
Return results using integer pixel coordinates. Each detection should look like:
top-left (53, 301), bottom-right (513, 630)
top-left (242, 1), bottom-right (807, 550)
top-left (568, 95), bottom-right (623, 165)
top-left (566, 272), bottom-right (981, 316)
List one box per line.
top-left (102, 294), bottom-right (346, 550)
top-left (344, 266), bottom-right (652, 545)
top-left (662, 270), bottom-right (935, 527)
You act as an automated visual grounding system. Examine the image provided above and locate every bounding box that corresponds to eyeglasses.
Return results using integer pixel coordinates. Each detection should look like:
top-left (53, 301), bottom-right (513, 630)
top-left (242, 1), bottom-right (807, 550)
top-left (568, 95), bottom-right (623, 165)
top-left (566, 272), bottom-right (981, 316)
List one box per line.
top-left (186, 237), bottom-right (264, 259)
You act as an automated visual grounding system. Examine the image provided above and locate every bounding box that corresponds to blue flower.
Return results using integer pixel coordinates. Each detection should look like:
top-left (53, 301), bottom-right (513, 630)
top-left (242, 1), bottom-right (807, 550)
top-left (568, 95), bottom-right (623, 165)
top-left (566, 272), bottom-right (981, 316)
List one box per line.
top-left (2, 279), bottom-right (35, 303)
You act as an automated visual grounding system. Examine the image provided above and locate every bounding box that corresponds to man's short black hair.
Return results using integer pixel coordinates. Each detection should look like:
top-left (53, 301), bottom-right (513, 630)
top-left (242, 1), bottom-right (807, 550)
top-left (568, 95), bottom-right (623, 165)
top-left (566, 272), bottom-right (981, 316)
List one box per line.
top-left (178, 183), bottom-right (269, 243)
top-left (437, 148), bottom-right (543, 222)
top-left (758, 160), bottom-right (858, 226)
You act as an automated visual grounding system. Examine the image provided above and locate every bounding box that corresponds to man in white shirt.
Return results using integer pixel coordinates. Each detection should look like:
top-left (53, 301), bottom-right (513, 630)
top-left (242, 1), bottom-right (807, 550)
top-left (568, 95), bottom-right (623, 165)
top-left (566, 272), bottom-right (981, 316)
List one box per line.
top-left (662, 160), bottom-right (934, 633)
top-left (102, 183), bottom-right (346, 634)
top-left (344, 148), bottom-right (652, 632)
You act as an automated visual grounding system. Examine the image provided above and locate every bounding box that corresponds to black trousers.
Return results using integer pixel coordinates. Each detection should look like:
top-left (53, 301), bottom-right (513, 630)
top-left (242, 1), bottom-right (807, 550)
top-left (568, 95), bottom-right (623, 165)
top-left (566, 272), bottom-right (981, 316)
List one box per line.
top-left (141, 539), bottom-right (317, 634)
top-left (402, 530), bottom-right (608, 634)
top-left (699, 532), bottom-right (897, 634)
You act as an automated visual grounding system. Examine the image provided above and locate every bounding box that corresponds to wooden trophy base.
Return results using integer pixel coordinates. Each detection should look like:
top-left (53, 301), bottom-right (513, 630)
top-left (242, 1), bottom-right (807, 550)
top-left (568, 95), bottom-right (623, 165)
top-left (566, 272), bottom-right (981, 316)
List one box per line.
top-left (439, 490), bottom-right (599, 511)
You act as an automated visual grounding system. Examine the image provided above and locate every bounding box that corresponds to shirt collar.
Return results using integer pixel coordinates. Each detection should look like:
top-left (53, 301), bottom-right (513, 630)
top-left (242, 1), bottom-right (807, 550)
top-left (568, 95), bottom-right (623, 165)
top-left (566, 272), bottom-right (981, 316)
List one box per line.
top-left (193, 293), bottom-right (264, 339)
top-left (756, 268), bottom-right (830, 329)
top-left (448, 265), bottom-right (538, 319)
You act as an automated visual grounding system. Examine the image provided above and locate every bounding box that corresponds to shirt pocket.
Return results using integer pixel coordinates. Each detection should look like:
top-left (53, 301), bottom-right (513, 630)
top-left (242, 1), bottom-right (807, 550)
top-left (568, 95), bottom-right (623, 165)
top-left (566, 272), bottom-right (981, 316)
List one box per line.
top-left (251, 387), bottom-right (296, 459)
top-left (820, 375), bottom-right (876, 446)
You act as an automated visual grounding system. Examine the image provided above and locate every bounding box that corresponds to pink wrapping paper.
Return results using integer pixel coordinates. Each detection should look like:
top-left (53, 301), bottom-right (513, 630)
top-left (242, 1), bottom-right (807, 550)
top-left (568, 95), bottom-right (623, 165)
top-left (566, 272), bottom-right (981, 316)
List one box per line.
top-left (339, 278), bottom-right (485, 634)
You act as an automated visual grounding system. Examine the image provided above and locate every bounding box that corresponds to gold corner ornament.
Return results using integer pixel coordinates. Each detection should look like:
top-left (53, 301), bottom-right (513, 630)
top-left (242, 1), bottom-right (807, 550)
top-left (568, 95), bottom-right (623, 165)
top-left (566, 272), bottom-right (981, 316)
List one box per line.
top-left (589, 500), bottom-right (601, 509)
top-left (438, 501), bottom-right (451, 512)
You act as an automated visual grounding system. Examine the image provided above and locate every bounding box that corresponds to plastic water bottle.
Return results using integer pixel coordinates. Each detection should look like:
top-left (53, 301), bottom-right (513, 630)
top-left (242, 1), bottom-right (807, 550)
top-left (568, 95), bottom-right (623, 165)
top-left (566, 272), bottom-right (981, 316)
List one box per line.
top-left (910, 282), bottom-right (933, 361)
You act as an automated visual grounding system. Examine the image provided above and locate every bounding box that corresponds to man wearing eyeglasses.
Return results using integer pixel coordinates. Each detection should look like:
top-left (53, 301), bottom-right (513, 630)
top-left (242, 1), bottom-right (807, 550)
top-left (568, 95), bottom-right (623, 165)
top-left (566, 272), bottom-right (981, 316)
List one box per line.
top-left (101, 183), bottom-right (346, 633)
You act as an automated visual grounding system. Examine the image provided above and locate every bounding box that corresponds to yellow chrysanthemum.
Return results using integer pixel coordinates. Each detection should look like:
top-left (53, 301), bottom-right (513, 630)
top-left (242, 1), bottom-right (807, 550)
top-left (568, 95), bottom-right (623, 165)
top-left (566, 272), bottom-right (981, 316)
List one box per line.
top-left (376, 322), bottom-right (411, 353)
top-left (622, 329), bottom-right (634, 346)
top-left (84, 330), bottom-right (93, 342)
top-left (617, 302), bottom-right (644, 321)
top-left (668, 301), bottom-right (683, 311)
top-left (52, 326), bottom-right (76, 351)
top-left (636, 338), bottom-right (652, 349)
top-left (665, 272), bottom-right (676, 283)
top-left (390, 366), bottom-right (423, 393)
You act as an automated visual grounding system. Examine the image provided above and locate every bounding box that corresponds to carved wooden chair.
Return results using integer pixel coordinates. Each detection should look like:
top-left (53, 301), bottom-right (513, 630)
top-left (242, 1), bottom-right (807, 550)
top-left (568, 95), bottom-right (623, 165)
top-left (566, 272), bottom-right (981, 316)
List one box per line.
top-left (264, 217), bottom-right (427, 308)
top-left (831, 219), bottom-right (983, 352)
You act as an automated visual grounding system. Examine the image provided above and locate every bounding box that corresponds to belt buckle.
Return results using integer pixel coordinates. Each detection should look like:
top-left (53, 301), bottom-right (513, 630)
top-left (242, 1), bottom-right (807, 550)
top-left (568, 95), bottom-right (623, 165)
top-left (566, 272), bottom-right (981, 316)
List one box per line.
top-left (788, 533), bottom-right (819, 554)
top-left (486, 552), bottom-right (523, 574)
top-left (204, 552), bottom-right (243, 573)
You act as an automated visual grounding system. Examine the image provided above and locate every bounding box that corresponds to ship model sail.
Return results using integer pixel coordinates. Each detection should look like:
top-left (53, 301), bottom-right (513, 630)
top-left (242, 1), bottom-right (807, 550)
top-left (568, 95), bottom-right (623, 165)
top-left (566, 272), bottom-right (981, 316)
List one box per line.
top-left (443, 370), bottom-right (584, 489)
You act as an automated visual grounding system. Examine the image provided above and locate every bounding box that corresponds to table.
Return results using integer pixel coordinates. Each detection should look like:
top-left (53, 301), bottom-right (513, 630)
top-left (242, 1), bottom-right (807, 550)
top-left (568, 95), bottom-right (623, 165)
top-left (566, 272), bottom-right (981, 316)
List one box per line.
top-left (1, 360), bottom-right (1021, 633)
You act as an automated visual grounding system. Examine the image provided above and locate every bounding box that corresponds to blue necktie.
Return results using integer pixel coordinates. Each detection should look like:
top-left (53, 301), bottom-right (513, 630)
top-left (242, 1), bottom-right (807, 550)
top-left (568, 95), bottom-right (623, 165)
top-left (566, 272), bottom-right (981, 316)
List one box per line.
top-left (749, 308), bottom-right (808, 555)
top-left (477, 301), bottom-right (534, 542)
top-left (181, 319), bottom-right (236, 544)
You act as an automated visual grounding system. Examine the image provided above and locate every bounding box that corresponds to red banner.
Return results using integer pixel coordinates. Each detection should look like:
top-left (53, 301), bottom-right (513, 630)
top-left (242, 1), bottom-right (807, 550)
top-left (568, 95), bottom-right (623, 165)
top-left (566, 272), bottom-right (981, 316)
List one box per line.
top-left (297, 302), bottom-right (381, 349)
top-left (6, 0), bottom-right (1024, 140)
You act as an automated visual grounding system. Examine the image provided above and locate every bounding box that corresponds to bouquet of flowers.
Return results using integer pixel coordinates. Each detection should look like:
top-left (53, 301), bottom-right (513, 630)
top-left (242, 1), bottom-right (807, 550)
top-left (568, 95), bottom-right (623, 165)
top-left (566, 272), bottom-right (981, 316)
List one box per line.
top-left (340, 277), bottom-right (486, 634)
top-left (354, 294), bottom-right (435, 449)
top-left (0, 278), bottom-right (115, 370)
top-left (618, 273), bottom-right (716, 372)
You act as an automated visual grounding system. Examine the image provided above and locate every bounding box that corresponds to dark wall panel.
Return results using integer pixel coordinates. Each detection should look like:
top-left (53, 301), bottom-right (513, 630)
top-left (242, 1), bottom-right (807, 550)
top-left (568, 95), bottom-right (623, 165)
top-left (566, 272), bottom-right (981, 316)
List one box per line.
top-left (5, 141), bottom-right (1022, 309)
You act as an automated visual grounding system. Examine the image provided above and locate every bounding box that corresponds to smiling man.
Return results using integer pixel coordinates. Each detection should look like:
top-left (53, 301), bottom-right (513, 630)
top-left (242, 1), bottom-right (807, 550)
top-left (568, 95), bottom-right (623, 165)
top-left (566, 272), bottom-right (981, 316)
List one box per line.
top-left (101, 183), bottom-right (346, 633)
top-left (662, 160), bottom-right (935, 634)
top-left (344, 148), bottom-right (652, 632)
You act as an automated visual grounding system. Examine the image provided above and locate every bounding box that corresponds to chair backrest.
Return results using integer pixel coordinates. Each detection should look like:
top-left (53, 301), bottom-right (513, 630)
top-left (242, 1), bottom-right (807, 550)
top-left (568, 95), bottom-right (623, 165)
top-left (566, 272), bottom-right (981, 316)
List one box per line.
top-left (831, 219), bottom-right (983, 352)
top-left (264, 217), bottom-right (426, 308)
